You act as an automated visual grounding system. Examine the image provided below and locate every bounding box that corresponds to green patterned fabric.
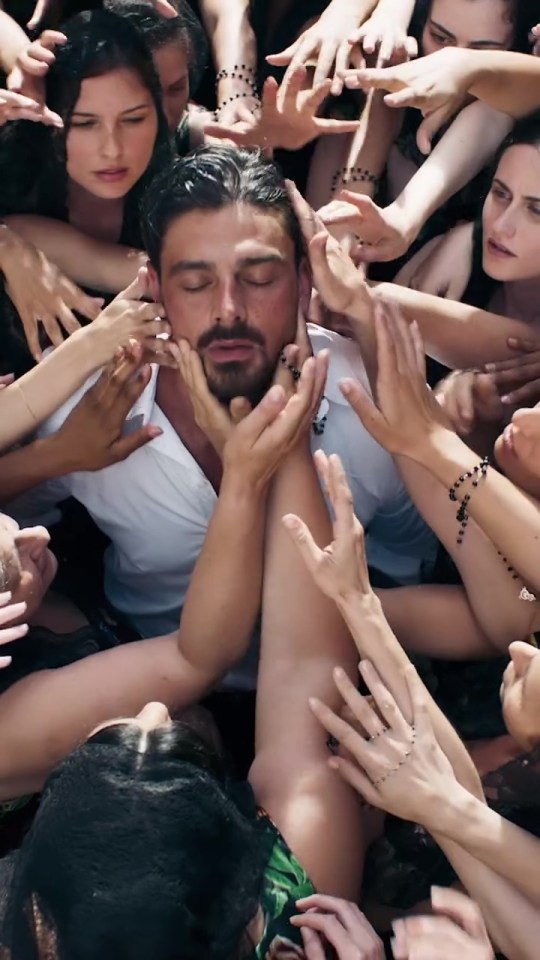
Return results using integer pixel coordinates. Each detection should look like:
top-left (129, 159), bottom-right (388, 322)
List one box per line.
top-left (255, 811), bottom-right (315, 960)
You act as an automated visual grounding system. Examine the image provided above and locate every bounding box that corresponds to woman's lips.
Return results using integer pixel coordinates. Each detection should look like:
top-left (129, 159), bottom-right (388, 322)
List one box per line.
top-left (486, 237), bottom-right (517, 259)
top-left (94, 168), bottom-right (129, 183)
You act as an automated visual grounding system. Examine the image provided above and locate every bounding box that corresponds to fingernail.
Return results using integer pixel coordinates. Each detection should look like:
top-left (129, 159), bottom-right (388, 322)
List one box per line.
top-left (501, 395), bottom-right (511, 404)
top-left (148, 427), bottom-right (162, 438)
top-left (282, 514), bottom-right (299, 529)
top-left (339, 379), bottom-right (353, 395)
top-left (484, 363), bottom-right (495, 372)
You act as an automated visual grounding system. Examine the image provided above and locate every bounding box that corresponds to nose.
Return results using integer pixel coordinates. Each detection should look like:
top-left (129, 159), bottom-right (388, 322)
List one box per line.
top-left (509, 640), bottom-right (537, 678)
top-left (215, 277), bottom-right (246, 326)
top-left (136, 701), bottom-right (172, 731)
top-left (493, 205), bottom-right (517, 241)
top-left (99, 125), bottom-right (122, 162)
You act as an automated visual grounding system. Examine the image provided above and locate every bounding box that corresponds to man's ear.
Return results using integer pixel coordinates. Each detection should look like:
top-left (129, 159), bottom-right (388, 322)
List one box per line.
top-left (146, 262), bottom-right (162, 303)
top-left (298, 257), bottom-right (312, 317)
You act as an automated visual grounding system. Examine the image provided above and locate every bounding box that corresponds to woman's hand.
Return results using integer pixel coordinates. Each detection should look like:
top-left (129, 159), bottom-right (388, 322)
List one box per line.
top-left (309, 659), bottom-right (462, 827)
top-left (349, 16), bottom-right (417, 68)
top-left (204, 69), bottom-right (360, 152)
top-left (434, 370), bottom-right (503, 436)
top-left (267, 6), bottom-right (365, 96)
top-left (341, 47), bottom-right (473, 153)
top-left (0, 89), bottom-right (60, 127)
top-left (91, 266), bottom-right (172, 367)
top-left (7, 30), bottom-right (65, 127)
top-left (339, 298), bottom-right (452, 459)
top-left (51, 340), bottom-right (162, 472)
top-left (0, 227), bottom-right (104, 362)
top-left (283, 450), bottom-right (373, 605)
top-left (288, 183), bottom-right (371, 317)
top-left (291, 894), bottom-right (384, 960)
top-left (530, 24), bottom-right (540, 57)
top-left (0, 593), bottom-right (29, 668)
top-left (319, 192), bottom-right (417, 263)
top-left (392, 887), bottom-right (494, 960)
top-left (26, 0), bottom-right (176, 30)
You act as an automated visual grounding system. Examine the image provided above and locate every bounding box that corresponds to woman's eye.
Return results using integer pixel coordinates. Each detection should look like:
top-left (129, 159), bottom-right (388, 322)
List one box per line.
top-left (430, 31), bottom-right (453, 45)
top-left (529, 205), bottom-right (540, 219)
top-left (123, 116), bottom-right (146, 125)
top-left (71, 121), bottom-right (95, 128)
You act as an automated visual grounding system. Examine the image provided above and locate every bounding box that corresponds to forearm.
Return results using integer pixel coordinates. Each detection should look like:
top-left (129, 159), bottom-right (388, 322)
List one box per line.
top-left (360, 283), bottom-right (532, 368)
top-left (3, 216), bottom-right (144, 292)
top-left (468, 51), bottom-right (540, 118)
top-left (391, 102), bottom-right (512, 243)
top-left (337, 592), bottom-right (483, 799)
top-left (0, 436), bottom-right (72, 503)
top-left (198, 0), bottom-right (256, 71)
top-left (0, 11), bottom-right (28, 74)
top-left (433, 785), bottom-right (540, 908)
top-left (334, 90), bottom-right (402, 198)
top-left (177, 476), bottom-right (265, 681)
top-left (417, 428), bottom-right (540, 593)
top-left (432, 835), bottom-right (540, 960)
top-left (324, 0), bottom-right (378, 22)
top-left (370, 0), bottom-right (415, 29)
top-left (0, 325), bottom-right (115, 451)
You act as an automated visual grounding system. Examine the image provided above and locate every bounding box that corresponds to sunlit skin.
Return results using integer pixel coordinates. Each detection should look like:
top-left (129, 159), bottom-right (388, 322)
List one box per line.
top-left (66, 67), bottom-right (158, 202)
top-left (0, 515), bottom-right (57, 621)
top-left (482, 145), bottom-right (540, 283)
top-left (422, 0), bottom-right (514, 55)
top-left (151, 41), bottom-right (190, 132)
top-left (501, 641), bottom-right (540, 749)
top-left (149, 204), bottom-right (310, 405)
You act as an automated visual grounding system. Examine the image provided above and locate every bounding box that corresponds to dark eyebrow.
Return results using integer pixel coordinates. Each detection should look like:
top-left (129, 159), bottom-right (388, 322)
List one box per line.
top-left (168, 254), bottom-right (284, 277)
top-left (429, 19), bottom-right (455, 39)
top-left (72, 102), bottom-right (151, 118)
top-left (492, 177), bottom-right (511, 193)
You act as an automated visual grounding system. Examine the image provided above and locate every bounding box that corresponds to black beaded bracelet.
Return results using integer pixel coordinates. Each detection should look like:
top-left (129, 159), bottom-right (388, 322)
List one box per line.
top-left (331, 166), bottom-right (379, 194)
top-left (216, 66), bottom-right (258, 93)
top-left (448, 456), bottom-right (489, 544)
top-left (215, 91), bottom-right (260, 119)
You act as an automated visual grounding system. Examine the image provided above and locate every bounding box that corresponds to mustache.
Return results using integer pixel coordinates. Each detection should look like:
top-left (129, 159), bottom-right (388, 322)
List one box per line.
top-left (197, 322), bottom-right (265, 351)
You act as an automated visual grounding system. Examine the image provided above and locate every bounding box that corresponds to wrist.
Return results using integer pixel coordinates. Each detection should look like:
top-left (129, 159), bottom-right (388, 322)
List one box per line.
top-left (220, 470), bottom-right (268, 505)
top-left (336, 587), bottom-right (383, 619)
top-left (427, 782), bottom-right (481, 837)
top-left (33, 435), bottom-right (79, 478)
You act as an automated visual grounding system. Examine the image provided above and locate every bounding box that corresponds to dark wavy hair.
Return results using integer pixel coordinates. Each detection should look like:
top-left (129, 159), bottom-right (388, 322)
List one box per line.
top-left (140, 144), bottom-right (303, 273)
top-left (103, 0), bottom-right (209, 93)
top-left (1, 721), bottom-right (269, 960)
top-left (0, 9), bottom-right (172, 247)
top-left (462, 109), bottom-right (540, 309)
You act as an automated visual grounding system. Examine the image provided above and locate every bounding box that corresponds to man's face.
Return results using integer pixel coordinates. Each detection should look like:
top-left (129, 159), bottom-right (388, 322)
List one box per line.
top-left (151, 203), bottom-right (308, 405)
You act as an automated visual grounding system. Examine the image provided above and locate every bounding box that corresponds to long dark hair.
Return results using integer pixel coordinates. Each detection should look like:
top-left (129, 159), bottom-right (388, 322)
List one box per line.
top-left (0, 9), bottom-right (172, 247)
top-left (463, 109), bottom-right (540, 308)
top-left (1, 721), bottom-right (269, 960)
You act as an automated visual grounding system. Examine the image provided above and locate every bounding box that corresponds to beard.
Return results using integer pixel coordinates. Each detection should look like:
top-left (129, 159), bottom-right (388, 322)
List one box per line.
top-left (202, 353), bottom-right (277, 408)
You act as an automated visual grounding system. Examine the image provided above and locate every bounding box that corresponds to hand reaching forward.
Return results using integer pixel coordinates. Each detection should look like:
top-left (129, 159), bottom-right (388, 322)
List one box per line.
top-left (204, 69), bottom-right (360, 152)
top-left (26, 0), bottom-right (176, 30)
top-left (0, 593), bottom-right (29, 669)
top-left (392, 887), bottom-right (494, 960)
top-left (0, 228), bottom-right (103, 362)
top-left (309, 659), bottom-right (461, 828)
top-left (291, 894), bottom-right (383, 960)
top-left (339, 298), bottom-right (452, 459)
top-left (91, 266), bottom-right (173, 367)
top-left (7, 31), bottom-right (66, 127)
top-left (51, 340), bottom-right (162, 472)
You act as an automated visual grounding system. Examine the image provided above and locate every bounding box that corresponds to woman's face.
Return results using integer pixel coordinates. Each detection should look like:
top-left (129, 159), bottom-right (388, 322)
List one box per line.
top-left (66, 66), bottom-right (158, 200)
top-left (482, 145), bottom-right (540, 283)
top-left (494, 405), bottom-right (540, 498)
top-left (151, 40), bottom-right (190, 132)
top-left (421, 0), bottom-right (514, 55)
top-left (0, 514), bottom-right (57, 621)
top-left (501, 641), bottom-right (540, 749)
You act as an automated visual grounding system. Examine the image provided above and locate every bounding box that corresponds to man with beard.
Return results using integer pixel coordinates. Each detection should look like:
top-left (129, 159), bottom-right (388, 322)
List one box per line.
top-left (30, 146), bottom-right (435, 688)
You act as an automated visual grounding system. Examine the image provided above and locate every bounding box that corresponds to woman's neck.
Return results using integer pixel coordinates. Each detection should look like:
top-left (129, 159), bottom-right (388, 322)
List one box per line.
top-left (67, 178), bottom-right (124, 243)
top-left (501, 276), bottom-right (540, 325)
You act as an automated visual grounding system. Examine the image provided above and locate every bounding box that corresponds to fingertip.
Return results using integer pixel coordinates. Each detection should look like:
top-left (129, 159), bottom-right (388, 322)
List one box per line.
top-left (339, 378), bottom-right (354, 396)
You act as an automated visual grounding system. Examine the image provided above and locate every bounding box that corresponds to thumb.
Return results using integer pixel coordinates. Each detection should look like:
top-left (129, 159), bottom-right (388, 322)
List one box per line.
top-left (416, 104), bottom-right (450, 155)
top-left (110, 424), bottom-right (162, 463)
top-left (119, 264), bottom-right (150, 301)
top-left (230, 396), bottom-right (252, 423)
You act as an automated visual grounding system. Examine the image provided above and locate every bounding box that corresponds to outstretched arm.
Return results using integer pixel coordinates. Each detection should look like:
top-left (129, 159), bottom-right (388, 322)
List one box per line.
top-left (250, 436), bottom-right (364, 898)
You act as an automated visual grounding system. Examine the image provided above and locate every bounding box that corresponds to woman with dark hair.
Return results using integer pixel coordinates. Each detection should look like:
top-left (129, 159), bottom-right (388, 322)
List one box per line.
top-left (0, 8), bottom-right (173, 372)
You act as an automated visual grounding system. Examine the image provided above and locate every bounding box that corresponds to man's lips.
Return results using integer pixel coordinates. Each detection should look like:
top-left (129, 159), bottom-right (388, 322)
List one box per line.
top-left (204, 340), bottom-right (258, 362)
top-left (486, 237), bottom-right (517, 258)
